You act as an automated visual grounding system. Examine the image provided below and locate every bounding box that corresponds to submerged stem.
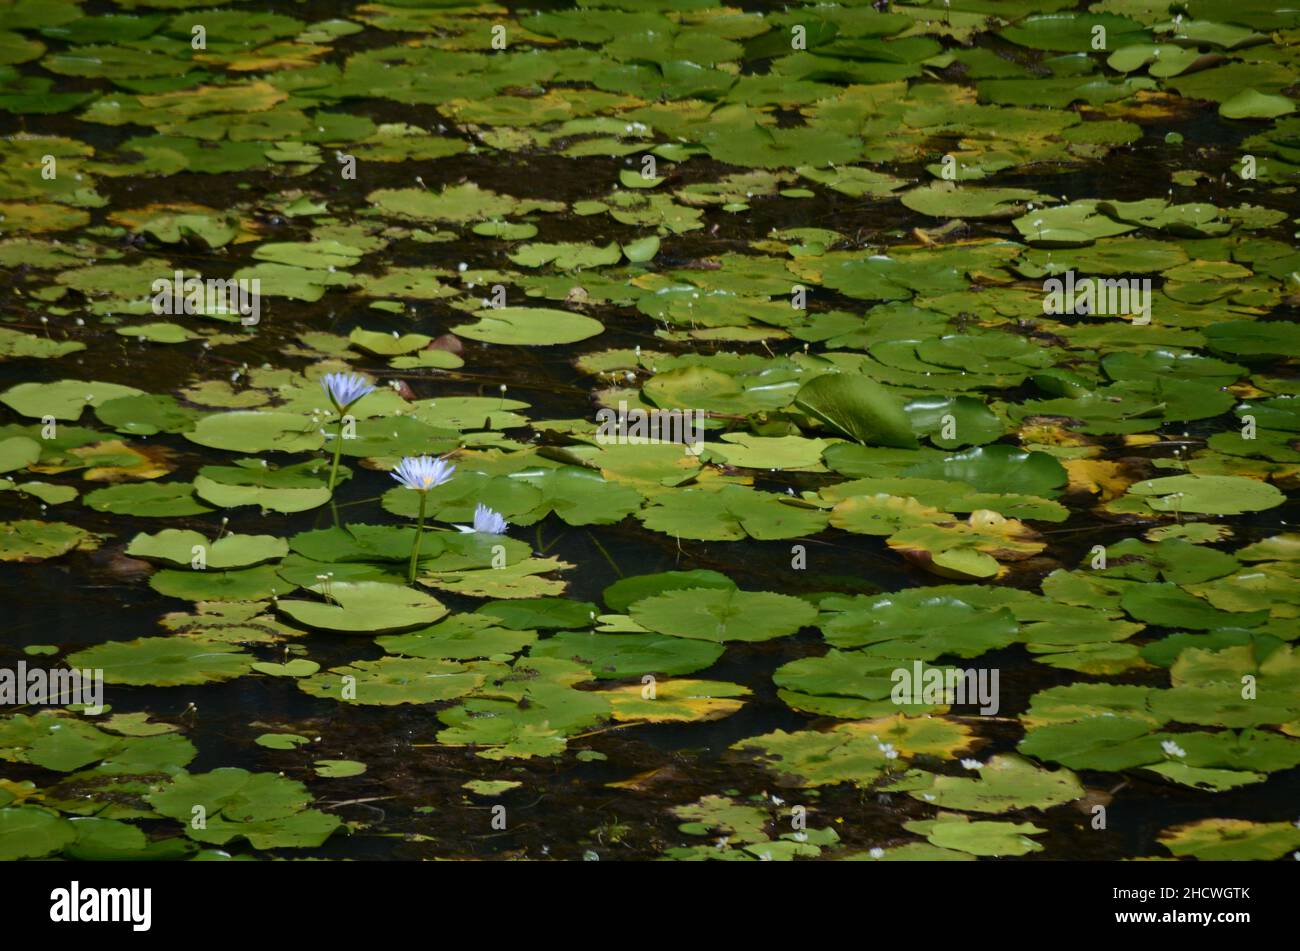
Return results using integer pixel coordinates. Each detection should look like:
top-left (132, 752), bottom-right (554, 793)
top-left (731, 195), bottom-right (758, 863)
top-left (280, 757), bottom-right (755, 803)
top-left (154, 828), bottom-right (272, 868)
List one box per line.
top-left (586, 531), bottom-right (623, 578)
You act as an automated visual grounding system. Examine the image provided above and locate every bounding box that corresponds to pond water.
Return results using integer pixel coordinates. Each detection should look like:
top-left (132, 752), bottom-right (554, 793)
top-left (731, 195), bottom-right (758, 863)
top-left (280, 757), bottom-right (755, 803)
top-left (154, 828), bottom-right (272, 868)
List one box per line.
top-left (1, 0), bottom-right (1299, 862)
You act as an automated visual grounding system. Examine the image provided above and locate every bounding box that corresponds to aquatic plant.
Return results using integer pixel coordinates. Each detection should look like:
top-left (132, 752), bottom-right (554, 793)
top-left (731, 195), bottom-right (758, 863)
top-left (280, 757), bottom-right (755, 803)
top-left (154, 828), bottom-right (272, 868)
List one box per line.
top-left (2, 0), bottom-right (1300, 868)
top-left (320, 372), bottom-right (375, 492)
top-left (390, 455), bottom-right (456, 583)
top-left (456, 503), bottom-right (508, 536)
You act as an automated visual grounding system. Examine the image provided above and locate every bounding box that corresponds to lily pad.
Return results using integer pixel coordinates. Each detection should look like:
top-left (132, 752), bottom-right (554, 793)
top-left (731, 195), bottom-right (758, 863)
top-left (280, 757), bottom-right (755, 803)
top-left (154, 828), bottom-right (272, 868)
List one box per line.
top-left (278, 582), bottom-right (449, 633)
top-left (0, 519), bottom-right (98, 562)
top-left (66, 637), bottom-right (254, 686)
top-left (794, 373), bottom-right (917, 448)
top-left (629, 587), bottom-right (817, 643)
top-left (452, 307), bottom-right (604, 346)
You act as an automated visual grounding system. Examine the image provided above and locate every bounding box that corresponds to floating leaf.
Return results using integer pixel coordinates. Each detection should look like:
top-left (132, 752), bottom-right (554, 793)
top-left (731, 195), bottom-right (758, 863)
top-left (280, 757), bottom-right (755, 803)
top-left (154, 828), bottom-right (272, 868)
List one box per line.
top-left (126, 529), bottom-right (288, 568)
top-left (277, 581), bottom-right (449, 633)
top-left (794, 373), bottom-right (917, 448)
top-left (66, 637), bottom-right (254, 687)
top-left (906, 754), bottom-right (1083, 812)
top-left (452, 307), bottom-right (604, 346)
top-left (1159, 819), bottom-right (1300, 861)
top-left (0, 380), bottom-right (144, 421)
top-left (530, 631), bottom-right (723, 678)
top-left (0, 519), bottom-right (98, 562)
top-left (630, 587), bottom-right (817, 643)
top-left (602, 678), bottom-right (750, 722)
top-left (1126, 475), bottom-right (1285, 515)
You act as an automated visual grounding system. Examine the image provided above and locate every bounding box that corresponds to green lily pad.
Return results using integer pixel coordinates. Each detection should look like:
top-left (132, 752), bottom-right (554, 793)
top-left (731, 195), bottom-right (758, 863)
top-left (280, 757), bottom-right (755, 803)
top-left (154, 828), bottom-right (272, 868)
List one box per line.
top-left (1158, 819), bottom-right (1300, 861)
top-left (629, 587), bottom-right (817, 643)
top-left (906, 754), bottom-right (1084, 812)
top-left (476, 597), bottom-right (597, 630)
top-left (916, 814), bottom-right (1046, 857)
top-left (821, 591), bottom-right (1019, 659)
top-left (94, 393), bottom-right (199, 436)
top-left (277, 581), bottom-right (449, 633)
top-left (0, 806), bottom-right (76, 860)
top-left (377, 614), bottom-right (536, 661)
top-left (902, 183), bottom-right (1049, 219)
top-left (0, 519), bottom-right (98, 561)
top-left (252, 659), bottom-right (320, 678)
top-left (126, 529), bottom-right (288, 568)
top-left (452, 307), bottom-right (604, 346)
top-left (904, 445), bottom-right (1067, 497)
top-left (66, 637), bottom-right (254, 686)
top-left (731, 724), bottom-right (897, 788)
top-left (194, 474), bottom-right (330, 514)
top-left (530, 631), bottom-right (723, 678)
top-left (0, 379), bottom-right (145, 421)
top-left (1126, 475), bottom-right (1285, 515)
top-left (602, 569), bottom-right (736, 612)
top-left (146, 768), bottom-right (340, 848)
top-left (774, 650), bottom-right (954, 718)
top-left (84, 482), bottom-right (212, 517)
top-left (463, 779), bottom-right (521, 796)
top-left (1220, 89), bottom-right (1296, 120)
top-left (150, 565), bottom-right (292, 602)
top-left (638, 485), bottom-right (829, 541)
top-left (186, 411), bottom-right (325, 454)
top-left (0, 435), bottom-right (40, 473)
top-left (794, 373), bottom-right (917, 448)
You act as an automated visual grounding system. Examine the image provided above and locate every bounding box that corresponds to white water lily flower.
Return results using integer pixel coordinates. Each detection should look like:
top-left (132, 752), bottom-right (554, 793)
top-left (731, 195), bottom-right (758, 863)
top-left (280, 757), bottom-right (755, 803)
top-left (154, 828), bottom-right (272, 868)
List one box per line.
top-left (1161, 740), bottom-right (1187, 759)
top-left (455, 503), bottom-right (508, 535)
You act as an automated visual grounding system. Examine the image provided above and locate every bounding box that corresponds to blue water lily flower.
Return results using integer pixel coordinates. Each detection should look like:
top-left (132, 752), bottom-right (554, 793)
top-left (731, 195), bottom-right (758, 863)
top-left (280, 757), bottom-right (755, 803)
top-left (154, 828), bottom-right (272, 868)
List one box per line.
top-left (320, 372), bottom-right (376, 492)
top-left (391, 455), bottom-right (456, 492)
top-left (391, 455), bottom-right (456, 584)
top-left (321, 372), bottom-right (375, 411)
top-left (456, 503), bottom-right (508, 535)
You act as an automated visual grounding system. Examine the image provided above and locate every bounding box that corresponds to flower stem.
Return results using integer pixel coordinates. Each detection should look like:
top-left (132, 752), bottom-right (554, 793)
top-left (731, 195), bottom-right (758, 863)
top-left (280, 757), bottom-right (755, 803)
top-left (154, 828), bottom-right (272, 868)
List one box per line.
top-left (327, 416), bottom-right (345, 492)
top-left (407, 491), bottom-right (428, 584)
